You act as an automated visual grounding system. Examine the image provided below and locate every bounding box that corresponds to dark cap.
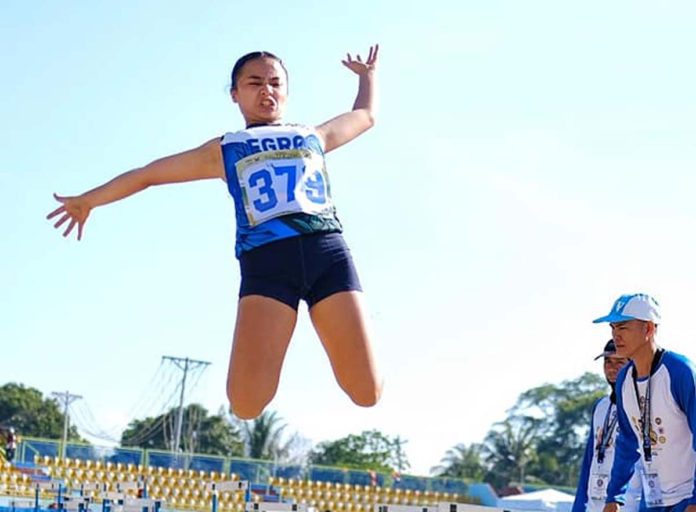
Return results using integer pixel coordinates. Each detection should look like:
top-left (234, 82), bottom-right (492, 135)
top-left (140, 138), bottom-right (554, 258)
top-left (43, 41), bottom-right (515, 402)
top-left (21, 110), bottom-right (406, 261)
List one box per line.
top-left (594, 339), bottom-right (617, 360)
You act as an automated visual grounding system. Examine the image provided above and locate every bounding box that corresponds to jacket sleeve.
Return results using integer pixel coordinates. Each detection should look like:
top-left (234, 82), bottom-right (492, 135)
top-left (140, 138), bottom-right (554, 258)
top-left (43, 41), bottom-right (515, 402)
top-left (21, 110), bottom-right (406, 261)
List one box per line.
top-left (606, 367), bottom-right (641, 504)
top-left (667, 353), bottom-right (696, 504)
top-left (573, 399), bottom-right (600, 512)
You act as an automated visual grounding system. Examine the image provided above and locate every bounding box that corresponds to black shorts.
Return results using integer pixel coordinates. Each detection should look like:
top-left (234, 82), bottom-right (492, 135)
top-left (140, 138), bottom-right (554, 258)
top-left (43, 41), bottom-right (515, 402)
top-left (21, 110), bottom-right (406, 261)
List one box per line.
top-left (239, 232), bottom-right (362, 310)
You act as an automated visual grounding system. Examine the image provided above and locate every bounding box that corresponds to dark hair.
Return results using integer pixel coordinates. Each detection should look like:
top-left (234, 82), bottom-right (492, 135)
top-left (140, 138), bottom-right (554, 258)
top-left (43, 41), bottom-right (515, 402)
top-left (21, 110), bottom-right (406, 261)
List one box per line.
top-left (230, 51), bottom-right (287, 91)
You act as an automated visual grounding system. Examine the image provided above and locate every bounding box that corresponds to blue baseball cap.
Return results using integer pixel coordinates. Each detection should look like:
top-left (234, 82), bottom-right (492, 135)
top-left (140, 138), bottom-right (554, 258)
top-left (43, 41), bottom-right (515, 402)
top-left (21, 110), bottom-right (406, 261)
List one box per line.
top-left (593, 293), bottom-right (661, 324)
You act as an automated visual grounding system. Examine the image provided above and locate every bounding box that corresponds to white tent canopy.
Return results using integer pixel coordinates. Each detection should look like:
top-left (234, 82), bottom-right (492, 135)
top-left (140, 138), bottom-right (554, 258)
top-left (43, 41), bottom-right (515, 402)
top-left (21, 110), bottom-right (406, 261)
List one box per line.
top-left (497, 489), bottom-right (575, 512)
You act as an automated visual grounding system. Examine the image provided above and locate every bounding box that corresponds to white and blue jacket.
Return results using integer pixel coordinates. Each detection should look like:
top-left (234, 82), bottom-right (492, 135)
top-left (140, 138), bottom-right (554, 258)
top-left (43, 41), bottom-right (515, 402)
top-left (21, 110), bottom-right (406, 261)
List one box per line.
top-left (606, 350), bottom-right (696, 508)
top-left (573, 395), bottom-right (641, 512)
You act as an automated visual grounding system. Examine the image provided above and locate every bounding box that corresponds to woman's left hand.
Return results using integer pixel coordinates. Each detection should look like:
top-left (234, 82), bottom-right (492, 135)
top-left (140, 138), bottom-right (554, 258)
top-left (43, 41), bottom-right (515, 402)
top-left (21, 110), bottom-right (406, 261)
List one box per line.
top-left (342, 44), bottom-right (379, 75)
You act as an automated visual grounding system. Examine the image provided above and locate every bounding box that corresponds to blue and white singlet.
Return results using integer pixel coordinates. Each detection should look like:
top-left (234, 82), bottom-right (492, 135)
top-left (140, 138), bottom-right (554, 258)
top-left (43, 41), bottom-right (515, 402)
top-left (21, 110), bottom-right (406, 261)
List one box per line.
top-left (220, 124), bottom-right (342, 257)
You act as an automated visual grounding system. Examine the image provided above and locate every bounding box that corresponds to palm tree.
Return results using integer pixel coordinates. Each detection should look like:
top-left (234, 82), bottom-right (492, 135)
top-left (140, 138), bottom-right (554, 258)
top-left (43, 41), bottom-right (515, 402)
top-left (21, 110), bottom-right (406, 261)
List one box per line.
top-left (237, 410), bottom-right (292, 461)
top-left (483, 415), bottom-right (541, 489)
top-left (431, 443), bottom-right (486, 480)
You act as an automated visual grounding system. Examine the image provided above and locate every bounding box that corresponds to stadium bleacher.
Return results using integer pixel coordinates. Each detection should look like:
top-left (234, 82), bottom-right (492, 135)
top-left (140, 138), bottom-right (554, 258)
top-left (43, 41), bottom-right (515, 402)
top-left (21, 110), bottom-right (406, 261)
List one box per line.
top-left (0, 438), bottom-right (483, 512)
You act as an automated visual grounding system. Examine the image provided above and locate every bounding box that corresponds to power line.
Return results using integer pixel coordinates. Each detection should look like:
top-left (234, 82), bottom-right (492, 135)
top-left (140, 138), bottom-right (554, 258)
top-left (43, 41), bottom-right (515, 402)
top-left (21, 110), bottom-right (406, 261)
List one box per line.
top-left (122, 380), bottom-right (184, 447)
top-left (123, 359), bottom-right (169, 421)
top-left (71, 401), bottom-right (122, 444)
top-left (161, 356), bottom-right (211, 454)
top-left (51, 391), bottom-right (82, 459)
top-left (73, 361), bottom-right (175, 445)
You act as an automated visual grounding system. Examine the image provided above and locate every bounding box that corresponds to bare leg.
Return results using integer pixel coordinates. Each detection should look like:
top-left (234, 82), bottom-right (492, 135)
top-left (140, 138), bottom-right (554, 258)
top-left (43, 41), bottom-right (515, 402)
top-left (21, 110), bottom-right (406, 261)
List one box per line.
top-left (309, 291), bottom-right (382, 407)
top-left (226, 295), bottom-right (298, 419)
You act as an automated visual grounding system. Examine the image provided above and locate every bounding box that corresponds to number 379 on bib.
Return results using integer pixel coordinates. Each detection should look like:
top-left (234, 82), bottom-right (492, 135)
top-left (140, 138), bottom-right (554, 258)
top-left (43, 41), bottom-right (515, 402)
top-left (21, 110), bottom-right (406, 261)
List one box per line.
top-left (237, 150), bottom-right (333, 226)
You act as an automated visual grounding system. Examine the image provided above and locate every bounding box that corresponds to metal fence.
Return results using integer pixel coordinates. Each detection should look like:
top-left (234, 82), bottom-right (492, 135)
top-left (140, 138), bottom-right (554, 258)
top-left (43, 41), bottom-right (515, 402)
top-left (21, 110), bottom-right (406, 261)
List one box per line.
top-left (17, 438), bottom-right (469, 497)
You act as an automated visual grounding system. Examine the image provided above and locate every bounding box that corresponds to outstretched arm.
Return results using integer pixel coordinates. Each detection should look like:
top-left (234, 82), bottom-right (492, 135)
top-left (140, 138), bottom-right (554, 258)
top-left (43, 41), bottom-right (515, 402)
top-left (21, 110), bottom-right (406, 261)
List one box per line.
top-left (316, 44), bottom-right (379, 154)
top-left (46, 138), bottom-right (224, 240)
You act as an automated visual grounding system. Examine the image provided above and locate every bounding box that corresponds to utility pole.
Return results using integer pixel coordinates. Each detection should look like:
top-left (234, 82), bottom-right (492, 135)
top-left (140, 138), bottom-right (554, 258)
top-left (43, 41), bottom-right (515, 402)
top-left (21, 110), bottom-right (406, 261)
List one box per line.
top-left (162, 356), bottom-right (211, 454)
top-left (51, 391), bottom-right (82, 459)
top-left (393, 436), bottom-right (408, 473)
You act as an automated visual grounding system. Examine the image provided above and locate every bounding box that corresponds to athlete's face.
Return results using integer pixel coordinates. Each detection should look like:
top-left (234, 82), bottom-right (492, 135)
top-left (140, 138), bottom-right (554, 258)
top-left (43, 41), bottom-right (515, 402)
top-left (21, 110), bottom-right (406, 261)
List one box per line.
top-left (231, 57), bottom-right (288, 126)
top-left (603, 355), bottom-right (629, 384)
top-left (610, 320), bottom-right (654, 359)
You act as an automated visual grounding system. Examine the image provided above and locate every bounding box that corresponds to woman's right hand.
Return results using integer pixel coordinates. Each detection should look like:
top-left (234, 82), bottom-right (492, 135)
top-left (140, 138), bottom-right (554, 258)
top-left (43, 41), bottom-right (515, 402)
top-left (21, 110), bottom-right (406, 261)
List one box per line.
top-left (47, 193), bottom-right (92, 240)
top-left (45, 138), bottom-right (224, 241)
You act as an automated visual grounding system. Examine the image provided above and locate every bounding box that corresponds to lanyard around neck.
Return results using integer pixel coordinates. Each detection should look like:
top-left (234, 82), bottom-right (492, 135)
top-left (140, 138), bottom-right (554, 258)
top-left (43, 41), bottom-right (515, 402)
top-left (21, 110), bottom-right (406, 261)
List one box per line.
top-left (597, 402), bottom-right (618, 464)
top-left (631, 349), bottom-right (664, 462)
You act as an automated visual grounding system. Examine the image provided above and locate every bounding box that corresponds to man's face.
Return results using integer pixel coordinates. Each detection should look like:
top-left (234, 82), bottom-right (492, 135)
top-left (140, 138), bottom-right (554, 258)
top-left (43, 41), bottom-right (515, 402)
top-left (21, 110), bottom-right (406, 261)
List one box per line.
top-left (603, 355), bottom-right (630, 383)
top-left (610, 320), bottom-right (652, 359)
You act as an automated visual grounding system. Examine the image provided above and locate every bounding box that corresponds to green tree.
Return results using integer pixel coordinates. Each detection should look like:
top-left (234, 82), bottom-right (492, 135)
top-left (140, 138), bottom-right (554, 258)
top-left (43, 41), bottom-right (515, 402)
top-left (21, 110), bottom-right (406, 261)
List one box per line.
top-left (234, 410), bottom-right (301, 462)
top-left (0, 383), bottom-right (80, 440)
top-left (482, 415), bottom-right (541, 489)
top-left (121, 403), bottom-right (243, 457)
top-left (511, 372), bottom-right (606, 485)
top-left (439, 373), bottom-right (608, 490)
top-left (431, 443), bottom-right (486, 480)
top-left (309, 430), bottom-right (410, 473)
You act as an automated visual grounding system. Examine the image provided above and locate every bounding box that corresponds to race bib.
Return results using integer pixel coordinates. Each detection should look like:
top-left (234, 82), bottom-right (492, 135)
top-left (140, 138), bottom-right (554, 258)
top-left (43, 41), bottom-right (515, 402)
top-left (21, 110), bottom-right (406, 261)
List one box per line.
top-left (236, 149), bottom-right (332, 226)
top-left (640, 466), bottom-right (664, 508)
top-left (589, 471), bottom-right (609, 501)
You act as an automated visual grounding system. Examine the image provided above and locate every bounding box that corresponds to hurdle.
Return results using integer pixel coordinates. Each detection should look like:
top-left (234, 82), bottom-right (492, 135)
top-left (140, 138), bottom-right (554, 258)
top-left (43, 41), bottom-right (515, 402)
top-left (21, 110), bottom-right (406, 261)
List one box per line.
top-left (78, 482), bottom-right (106, 500)
top-left (8, 498), bottom-right (36, 512)
top-left (245, 502), bottom-right (310, 512)
top-left (207, 480), bottom-right (249, 512)
top-left (31, 481), bottom-right (99, 512)
top-left (102, 491), bottom-right (162, 512)
top-left (99, 495), bottom-right (162, 512)
top-left (99, 482), bottom-right (161, 512)
top-left (375, 505), bottom-right (438, 512)
top-left (437, 502), bottom-right (510, 512)
top-left (33, 481), bottom-right (66, 511)
top-left (61, 495), bottom-right (93, 512)
top-left (375, 502), bottom-right (510, 512)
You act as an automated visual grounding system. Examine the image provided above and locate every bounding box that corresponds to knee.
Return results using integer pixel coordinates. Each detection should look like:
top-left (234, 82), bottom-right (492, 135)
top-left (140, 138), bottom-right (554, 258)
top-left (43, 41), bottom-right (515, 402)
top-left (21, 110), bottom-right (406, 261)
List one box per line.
top-left (227, 368), bottom-right (283, 419)
top-left (347, 380), bottom-right (383, 408)
top-left (230, 402), bottom-right (264, 420)
top-left (227, 386), bottom-right (270, 420)
top-left (228, 393), bottom-right (267, 420)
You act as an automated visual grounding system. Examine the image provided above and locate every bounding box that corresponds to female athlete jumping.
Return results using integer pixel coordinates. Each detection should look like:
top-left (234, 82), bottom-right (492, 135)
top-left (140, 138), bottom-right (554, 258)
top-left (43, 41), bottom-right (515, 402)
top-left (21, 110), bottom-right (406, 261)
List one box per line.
top-left (47, 46), bottom-right (383, 419)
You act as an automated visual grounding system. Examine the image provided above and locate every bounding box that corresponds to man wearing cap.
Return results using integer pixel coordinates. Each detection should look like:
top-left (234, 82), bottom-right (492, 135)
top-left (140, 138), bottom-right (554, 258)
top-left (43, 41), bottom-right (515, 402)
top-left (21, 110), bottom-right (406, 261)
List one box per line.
top-left (573, 340), bottom-right (640, 512)
top-left (594, 293), bottom-right (696, 512)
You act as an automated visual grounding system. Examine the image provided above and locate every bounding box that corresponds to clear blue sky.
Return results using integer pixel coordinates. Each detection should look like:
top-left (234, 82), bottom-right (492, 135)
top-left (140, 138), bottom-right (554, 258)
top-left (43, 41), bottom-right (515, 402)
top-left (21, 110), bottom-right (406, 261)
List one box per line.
top-left (2, 0), bottom-right (696, 475)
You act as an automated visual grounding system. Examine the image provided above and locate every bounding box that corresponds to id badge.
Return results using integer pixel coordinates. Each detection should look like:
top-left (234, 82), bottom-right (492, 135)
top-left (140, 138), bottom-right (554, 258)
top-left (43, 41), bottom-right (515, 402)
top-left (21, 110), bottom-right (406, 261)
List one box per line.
top-left (589, 471), bottom-right (609, 501)
top-left (640, 467), bottom-right (664, 507)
